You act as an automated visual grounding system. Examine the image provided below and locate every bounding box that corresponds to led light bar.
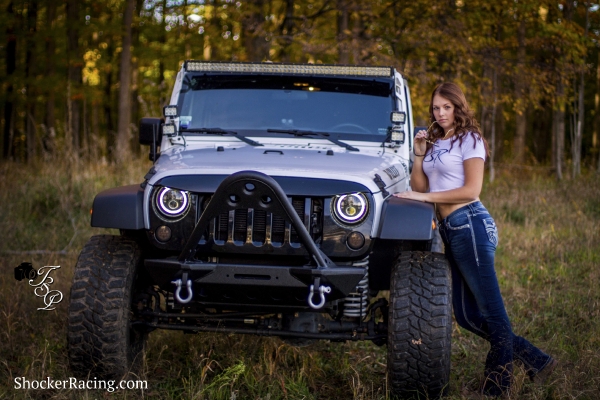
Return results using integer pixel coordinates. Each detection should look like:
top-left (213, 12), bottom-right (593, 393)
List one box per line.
top-left (391, 111), bottom-right (406, 124)
top-left (163, 105), bottom-right (178, 118)
top-left (391, 127), bottom-right (405, 143)
top-left (185, 61), bottom-right (392, 77)
top-left (163, 123), bottom-right (176, 137)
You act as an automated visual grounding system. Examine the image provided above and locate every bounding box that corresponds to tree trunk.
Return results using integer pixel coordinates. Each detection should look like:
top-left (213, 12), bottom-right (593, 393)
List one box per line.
top-left (513, 18), bottom-right (527, 164)
top-left (91, 100), bottom-right (100, 162)
top-left (573, 73), bottom-right (583, 177)
top-left (241, 0), bottom-right (269, 61)
top-left (130, 0), bottom-right (144, 156)
top-left (489, 68), bottom-right (498, 182)
top-left (572, 4), bottom-right (588, 177)
top-left (182, 0), bottom-right (191, 60)
top-left (67, 0), bottom-right (82, 158)
top-left (43, 0), bottom-right (56, 156)
top-left (279, 0), bottom-right (294, 62)
top-left (104, 40), bottom-right (115, 160)
top-left (116, 0), bottom-right (135, 164)
top-left (480, 63), bottom-right (493, 135)
top-left (3, 1), bottom-right (17, 160)
top-left (497, 101), bottom-right (506, 161)
top-left (159, 0), bottom-right (168, 104)
top-left (351, 2), bottom-right (363, 64)
top-left (595, 49), bottom-right (600, 173)
top-left (24, 0), bottom-right (39, 162)
top-left (337, 0), bottom-right (349, 64)
top-left (82, 97), bottom-right (89, 160)
top-left (209, 0), bottom-right (222, 61)
top-left (554, 78), bottom-right (565, 180)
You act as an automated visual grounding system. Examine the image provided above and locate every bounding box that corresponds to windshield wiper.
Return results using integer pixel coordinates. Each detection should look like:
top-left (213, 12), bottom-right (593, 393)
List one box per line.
top-left (180, 127), bottom-right (263, 147)
top-left (266, 129), bottom-right (359, 152)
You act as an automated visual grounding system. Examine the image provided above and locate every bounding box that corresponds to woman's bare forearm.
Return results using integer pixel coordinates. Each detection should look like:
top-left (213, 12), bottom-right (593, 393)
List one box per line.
top-left (409, 157), bottom-right (429, 193)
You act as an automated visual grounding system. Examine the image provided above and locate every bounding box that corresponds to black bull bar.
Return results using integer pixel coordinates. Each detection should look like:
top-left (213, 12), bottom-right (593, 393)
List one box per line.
top-left (144, 170), bottom-right (366, 309)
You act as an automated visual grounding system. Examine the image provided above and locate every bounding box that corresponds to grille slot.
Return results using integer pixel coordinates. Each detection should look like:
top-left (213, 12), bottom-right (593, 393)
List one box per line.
top-left (290, 198), bottom-right (305, 242)
top-left (217, 211), bottom-right (228, 242)
top-left (233, 209), bottom-right (247, 242)
top-left (253, 210), bottom-right (267, 243)
top-left (271, 214), bottom-right (286, 244)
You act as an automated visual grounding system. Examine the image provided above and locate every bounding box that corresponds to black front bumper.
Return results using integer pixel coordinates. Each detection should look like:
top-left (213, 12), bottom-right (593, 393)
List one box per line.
top-left (145, 258), bottom-right (366, 309)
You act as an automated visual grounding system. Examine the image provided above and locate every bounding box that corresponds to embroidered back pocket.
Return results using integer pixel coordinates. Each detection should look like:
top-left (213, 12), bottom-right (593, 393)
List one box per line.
top-left (482, 218), bottom-right (499, 247)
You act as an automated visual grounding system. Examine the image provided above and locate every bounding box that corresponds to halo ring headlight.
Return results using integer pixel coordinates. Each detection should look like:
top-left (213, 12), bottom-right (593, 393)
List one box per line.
top-left (156, 187), bottom-right (190, 217)
top-left (332, 192), bottom-right (368, 225)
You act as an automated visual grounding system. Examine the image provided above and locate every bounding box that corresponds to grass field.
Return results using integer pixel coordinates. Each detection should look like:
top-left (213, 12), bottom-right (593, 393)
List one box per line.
top-left (0, 158), bottom-right (599, 399)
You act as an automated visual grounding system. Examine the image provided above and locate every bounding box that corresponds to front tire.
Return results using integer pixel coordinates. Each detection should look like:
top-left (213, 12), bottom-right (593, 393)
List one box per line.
top-left (67, 235), bottom-right (147, 379)
top-left (387, 251), bottom-right (452, 399)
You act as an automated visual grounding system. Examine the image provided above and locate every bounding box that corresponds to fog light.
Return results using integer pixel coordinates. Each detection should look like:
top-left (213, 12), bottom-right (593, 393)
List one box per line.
top-left (156, 225), bottom-right (172, 242)
top-left (346, 231), bottom-right (365, 250)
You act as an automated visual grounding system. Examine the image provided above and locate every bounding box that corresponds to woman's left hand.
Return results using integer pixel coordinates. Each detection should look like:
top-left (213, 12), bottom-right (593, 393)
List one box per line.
top-left (393, 191), bottom-right (430, 202)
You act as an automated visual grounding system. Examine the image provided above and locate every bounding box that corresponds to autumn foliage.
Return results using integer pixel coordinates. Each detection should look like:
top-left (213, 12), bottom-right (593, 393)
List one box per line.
top-left (0, 0), bottom-right (598, 176)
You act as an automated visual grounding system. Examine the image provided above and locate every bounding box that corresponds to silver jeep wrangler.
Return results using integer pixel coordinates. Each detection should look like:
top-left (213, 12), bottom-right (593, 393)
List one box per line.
top-left (67, 61), bottom-right (451, 399)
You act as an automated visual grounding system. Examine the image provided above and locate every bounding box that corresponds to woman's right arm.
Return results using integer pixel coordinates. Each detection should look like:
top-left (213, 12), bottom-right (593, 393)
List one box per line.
top-left (410, 130), bottom-right (429, 193)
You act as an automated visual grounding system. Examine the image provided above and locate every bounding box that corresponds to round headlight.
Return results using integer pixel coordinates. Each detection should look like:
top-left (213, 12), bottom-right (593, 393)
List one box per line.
top-left (156, 187), bottom-right (190, 217)
top-left (332, 192), bottom-right (368, 225)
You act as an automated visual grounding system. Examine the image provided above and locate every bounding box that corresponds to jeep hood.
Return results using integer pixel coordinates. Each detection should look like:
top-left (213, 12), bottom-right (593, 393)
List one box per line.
top-left (148, 144), bottom-right (409, 194)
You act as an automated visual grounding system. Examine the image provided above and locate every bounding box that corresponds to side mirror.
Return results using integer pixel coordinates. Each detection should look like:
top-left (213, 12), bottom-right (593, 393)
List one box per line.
top-left (139, 117), bottom-right (163, 162)
top-left (139, 117), bottom-right (163, 145)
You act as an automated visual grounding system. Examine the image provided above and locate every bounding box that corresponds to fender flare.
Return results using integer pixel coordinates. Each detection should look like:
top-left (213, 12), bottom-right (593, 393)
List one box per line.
top-left (375, 196), bottom-right (435, 240)
top-left (91, 185), bottom-right (145, 230)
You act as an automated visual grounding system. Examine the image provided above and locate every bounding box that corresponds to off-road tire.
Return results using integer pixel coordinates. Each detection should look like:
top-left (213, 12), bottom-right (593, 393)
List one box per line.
top-left (387, 251), bottom-right (452, 399)
top-left (67, 235), bottom-right (147, 380)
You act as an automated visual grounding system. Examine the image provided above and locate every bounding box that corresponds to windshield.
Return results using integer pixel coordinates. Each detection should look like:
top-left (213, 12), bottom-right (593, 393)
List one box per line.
top-left (177, 75), bottom-right (394, 139)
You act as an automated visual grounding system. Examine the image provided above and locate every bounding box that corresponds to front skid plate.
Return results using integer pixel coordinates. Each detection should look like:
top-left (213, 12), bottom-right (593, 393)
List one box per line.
top-left (145, 258), bottom-right (365, 301)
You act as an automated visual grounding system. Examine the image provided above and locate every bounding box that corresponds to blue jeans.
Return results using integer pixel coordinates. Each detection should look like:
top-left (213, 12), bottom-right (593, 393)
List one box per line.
top-left (438, 201), bottom-right (552, 395)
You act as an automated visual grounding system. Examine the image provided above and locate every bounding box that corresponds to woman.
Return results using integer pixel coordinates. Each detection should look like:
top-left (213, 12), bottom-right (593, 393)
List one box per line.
top-left (394, 82), bottom-right (557, 397)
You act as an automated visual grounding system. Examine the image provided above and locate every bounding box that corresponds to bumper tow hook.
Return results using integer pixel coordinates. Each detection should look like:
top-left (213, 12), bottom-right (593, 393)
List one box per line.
top-left (308, 278), bottom-right (331, 309)
top-left (172, 273), bottom-right (193, 304)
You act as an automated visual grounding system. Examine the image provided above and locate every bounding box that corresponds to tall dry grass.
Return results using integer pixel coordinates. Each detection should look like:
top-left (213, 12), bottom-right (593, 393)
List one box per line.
top-left (0, 159), bottom-right (598, 399)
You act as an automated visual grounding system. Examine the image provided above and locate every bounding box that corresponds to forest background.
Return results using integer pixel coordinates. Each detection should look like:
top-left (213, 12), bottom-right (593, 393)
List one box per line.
top-left (0, 0), bottom-right (599, 177)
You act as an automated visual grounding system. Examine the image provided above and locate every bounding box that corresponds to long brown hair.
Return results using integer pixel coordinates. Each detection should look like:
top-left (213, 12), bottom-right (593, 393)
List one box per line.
top-left (425, 82), bottom-right (489, 156)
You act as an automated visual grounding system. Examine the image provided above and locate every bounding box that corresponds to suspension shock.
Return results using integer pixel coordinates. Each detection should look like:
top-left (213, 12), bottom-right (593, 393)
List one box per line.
top-left (343, 256), bottom-right (369, 318)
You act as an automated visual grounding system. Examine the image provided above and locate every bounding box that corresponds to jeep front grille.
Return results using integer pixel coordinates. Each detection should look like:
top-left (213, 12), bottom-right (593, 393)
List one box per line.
top-left (199, 196), bottom-right (322, 248)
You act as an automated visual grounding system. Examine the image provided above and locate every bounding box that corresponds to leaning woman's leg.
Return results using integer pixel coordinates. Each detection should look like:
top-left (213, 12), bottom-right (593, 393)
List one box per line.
top-left (445, 216), bottom-right (513, 396)
top-left (449, 257), bottom-right (490, 338)
top-left (444, 224), bottom-right (554, 387)
top-left (451, 263), bottom-right (552, 378)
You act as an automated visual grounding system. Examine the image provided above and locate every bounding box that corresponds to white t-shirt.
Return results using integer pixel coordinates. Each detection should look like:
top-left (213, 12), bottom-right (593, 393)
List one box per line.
top-left (421, 133), bottom-right (486, 193)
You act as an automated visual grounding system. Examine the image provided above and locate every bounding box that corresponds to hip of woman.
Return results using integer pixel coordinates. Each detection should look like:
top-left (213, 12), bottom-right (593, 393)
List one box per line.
top-left (436, 198), bottom-right (482, 221)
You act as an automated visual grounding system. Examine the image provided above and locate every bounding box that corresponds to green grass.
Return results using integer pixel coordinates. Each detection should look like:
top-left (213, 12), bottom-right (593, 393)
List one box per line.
top-left (1, 159), bottom-right (599, 399)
